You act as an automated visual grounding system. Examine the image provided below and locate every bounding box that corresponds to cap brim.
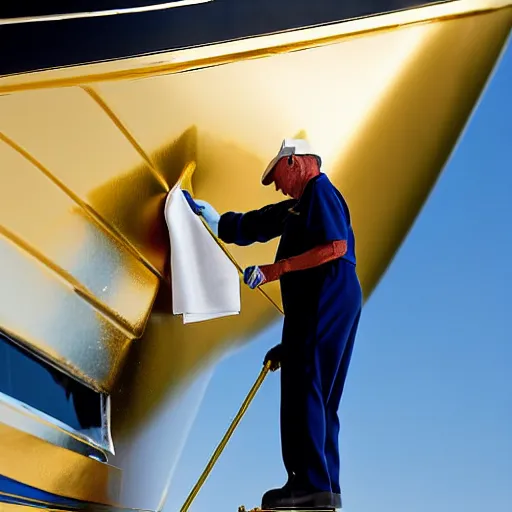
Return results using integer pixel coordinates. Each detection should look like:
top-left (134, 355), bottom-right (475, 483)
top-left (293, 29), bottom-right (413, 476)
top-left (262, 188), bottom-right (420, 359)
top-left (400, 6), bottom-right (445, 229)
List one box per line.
top-left (261, 156), bottom-right (281, 185)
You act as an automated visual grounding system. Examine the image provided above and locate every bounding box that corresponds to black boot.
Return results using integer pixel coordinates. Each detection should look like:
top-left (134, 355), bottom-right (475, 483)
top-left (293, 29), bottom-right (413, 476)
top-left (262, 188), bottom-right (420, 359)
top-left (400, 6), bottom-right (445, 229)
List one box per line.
top-left (261, 486), bottom-right (339, 509)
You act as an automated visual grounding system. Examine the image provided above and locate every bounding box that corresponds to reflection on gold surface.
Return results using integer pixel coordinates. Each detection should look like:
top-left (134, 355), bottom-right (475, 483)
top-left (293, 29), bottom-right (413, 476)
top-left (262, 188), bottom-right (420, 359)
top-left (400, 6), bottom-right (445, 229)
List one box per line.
top-left (0, 0), bottom-right (510, 507)
top-left (0, 423), bottom-right (121, 504)
top-left (0, 232), bottom-right (133, 393)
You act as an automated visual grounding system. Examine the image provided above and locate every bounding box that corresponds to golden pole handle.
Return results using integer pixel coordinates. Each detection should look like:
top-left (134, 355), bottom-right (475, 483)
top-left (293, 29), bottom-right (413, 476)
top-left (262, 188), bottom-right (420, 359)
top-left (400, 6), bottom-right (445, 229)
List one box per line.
top-left (179, 361), bottom-right (272, 512)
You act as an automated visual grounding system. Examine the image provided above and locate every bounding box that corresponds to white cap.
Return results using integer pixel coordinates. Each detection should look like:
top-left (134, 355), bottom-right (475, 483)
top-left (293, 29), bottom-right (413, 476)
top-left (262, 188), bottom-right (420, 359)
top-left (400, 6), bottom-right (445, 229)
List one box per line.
top-left (261, 138), bottom-right (322, 185)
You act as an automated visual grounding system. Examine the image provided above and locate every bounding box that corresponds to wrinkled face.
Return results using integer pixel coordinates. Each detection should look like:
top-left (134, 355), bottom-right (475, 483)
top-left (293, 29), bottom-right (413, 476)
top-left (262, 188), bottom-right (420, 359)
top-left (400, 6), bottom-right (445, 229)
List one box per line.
top-left (271, 157), bottom-right (295, 196)
top-left (269, 155), bottom-right (320, 199)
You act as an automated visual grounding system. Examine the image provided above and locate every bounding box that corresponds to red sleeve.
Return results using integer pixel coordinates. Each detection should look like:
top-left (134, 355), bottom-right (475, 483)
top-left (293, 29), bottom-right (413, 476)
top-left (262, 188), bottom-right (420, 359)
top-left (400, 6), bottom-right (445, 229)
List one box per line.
top-left (260, 240), bottom-right (347, 282)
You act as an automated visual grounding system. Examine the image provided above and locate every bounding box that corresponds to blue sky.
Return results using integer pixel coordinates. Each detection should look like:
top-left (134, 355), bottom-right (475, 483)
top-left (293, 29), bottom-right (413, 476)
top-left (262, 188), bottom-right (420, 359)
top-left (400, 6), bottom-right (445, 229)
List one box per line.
top-left (169, 37), bottom-right (512, 512)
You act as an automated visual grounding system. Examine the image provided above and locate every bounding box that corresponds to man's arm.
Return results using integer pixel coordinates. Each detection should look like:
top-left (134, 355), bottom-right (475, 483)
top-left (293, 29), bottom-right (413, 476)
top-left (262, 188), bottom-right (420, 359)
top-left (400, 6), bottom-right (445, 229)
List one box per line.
top-left (182, 190), bottom-right (295, 245)
top-left (244, 240), bottom-right (347, 287)
top-left (219, 199), bottom-right (297, 246)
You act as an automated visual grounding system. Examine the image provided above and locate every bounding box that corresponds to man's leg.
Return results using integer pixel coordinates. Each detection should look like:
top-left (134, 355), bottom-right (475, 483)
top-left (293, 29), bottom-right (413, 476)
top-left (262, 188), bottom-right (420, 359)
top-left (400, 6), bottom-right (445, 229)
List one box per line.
top-left (280, 340), bottom-right (330, 492)
top-left (262, 328), bottom-right (335, 509)
top-left (324, 308), bottom-right (361, 494)
top-left (279, 345), bottom-right (300, 484)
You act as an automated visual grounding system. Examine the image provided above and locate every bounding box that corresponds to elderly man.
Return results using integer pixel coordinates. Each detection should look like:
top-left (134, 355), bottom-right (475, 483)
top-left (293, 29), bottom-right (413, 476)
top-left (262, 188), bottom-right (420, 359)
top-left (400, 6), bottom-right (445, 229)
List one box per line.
top-left (184, 139), bottom-right (362, 510)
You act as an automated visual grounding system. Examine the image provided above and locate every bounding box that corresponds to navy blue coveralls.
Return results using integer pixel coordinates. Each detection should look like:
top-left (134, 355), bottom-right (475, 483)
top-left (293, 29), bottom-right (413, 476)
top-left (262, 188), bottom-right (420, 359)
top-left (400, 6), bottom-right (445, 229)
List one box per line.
top-left (218, 173), bottom-right (362, 495)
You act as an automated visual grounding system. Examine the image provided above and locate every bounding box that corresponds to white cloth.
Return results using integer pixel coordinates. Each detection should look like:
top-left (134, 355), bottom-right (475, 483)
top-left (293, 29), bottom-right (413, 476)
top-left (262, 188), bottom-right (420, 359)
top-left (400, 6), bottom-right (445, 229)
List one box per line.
top-left (164, 185), bottom-right (240, 323)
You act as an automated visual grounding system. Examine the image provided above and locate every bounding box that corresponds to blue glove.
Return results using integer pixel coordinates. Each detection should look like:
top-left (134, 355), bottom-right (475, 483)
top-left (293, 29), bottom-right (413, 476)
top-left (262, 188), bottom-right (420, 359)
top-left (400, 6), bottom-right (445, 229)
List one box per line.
top-left (182, 190), bottom-right (203, 215)
top-left (182, 191), bottom-right (220, 236)
top-left (243, 266), bottom-right (265, 289)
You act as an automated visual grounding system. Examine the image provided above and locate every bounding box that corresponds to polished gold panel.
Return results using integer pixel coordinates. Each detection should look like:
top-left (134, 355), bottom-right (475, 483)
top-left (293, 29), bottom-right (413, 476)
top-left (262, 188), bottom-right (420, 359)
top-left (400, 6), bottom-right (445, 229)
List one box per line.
top-left (0, 393), bottom-right (107, 458)
top-left (0, 423), bottom-right (121, 505)
top-left (0, 233), bottom-right (132, 392)
top-left (0, 138), bottom-right (159, 337)
top-left (0, 504), bottom-right (54, 512)
top-left (0, 503), bottom-right (44, 512)
top-left (0, 87), bottom-right (166, 390)
top-left (0, 87), bottom-right (168, 275)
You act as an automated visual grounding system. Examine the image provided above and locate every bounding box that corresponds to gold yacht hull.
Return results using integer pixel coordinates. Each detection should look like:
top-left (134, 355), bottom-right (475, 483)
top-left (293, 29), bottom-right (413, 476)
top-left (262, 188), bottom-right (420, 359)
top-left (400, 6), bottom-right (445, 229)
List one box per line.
top-left (0, 0), bottom-right (511, 510)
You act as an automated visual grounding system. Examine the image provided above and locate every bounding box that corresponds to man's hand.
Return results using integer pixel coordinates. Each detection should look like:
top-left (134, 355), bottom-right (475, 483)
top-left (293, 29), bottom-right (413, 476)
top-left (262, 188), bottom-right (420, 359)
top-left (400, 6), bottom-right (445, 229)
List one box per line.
top-left (264, 344), bottom-right (283, 372)
top-left (182, 190), bottom-right (220, 236)
top-left (243, 261), bottom-right (285, 288)
top-left (243, 265), bottom-right (267, 289)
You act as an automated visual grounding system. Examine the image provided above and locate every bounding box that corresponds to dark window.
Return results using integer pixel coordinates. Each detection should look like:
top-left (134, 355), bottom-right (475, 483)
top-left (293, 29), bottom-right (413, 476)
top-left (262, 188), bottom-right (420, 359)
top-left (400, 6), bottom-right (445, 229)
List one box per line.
top-left (0, 331), bottom-right (102, 432)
